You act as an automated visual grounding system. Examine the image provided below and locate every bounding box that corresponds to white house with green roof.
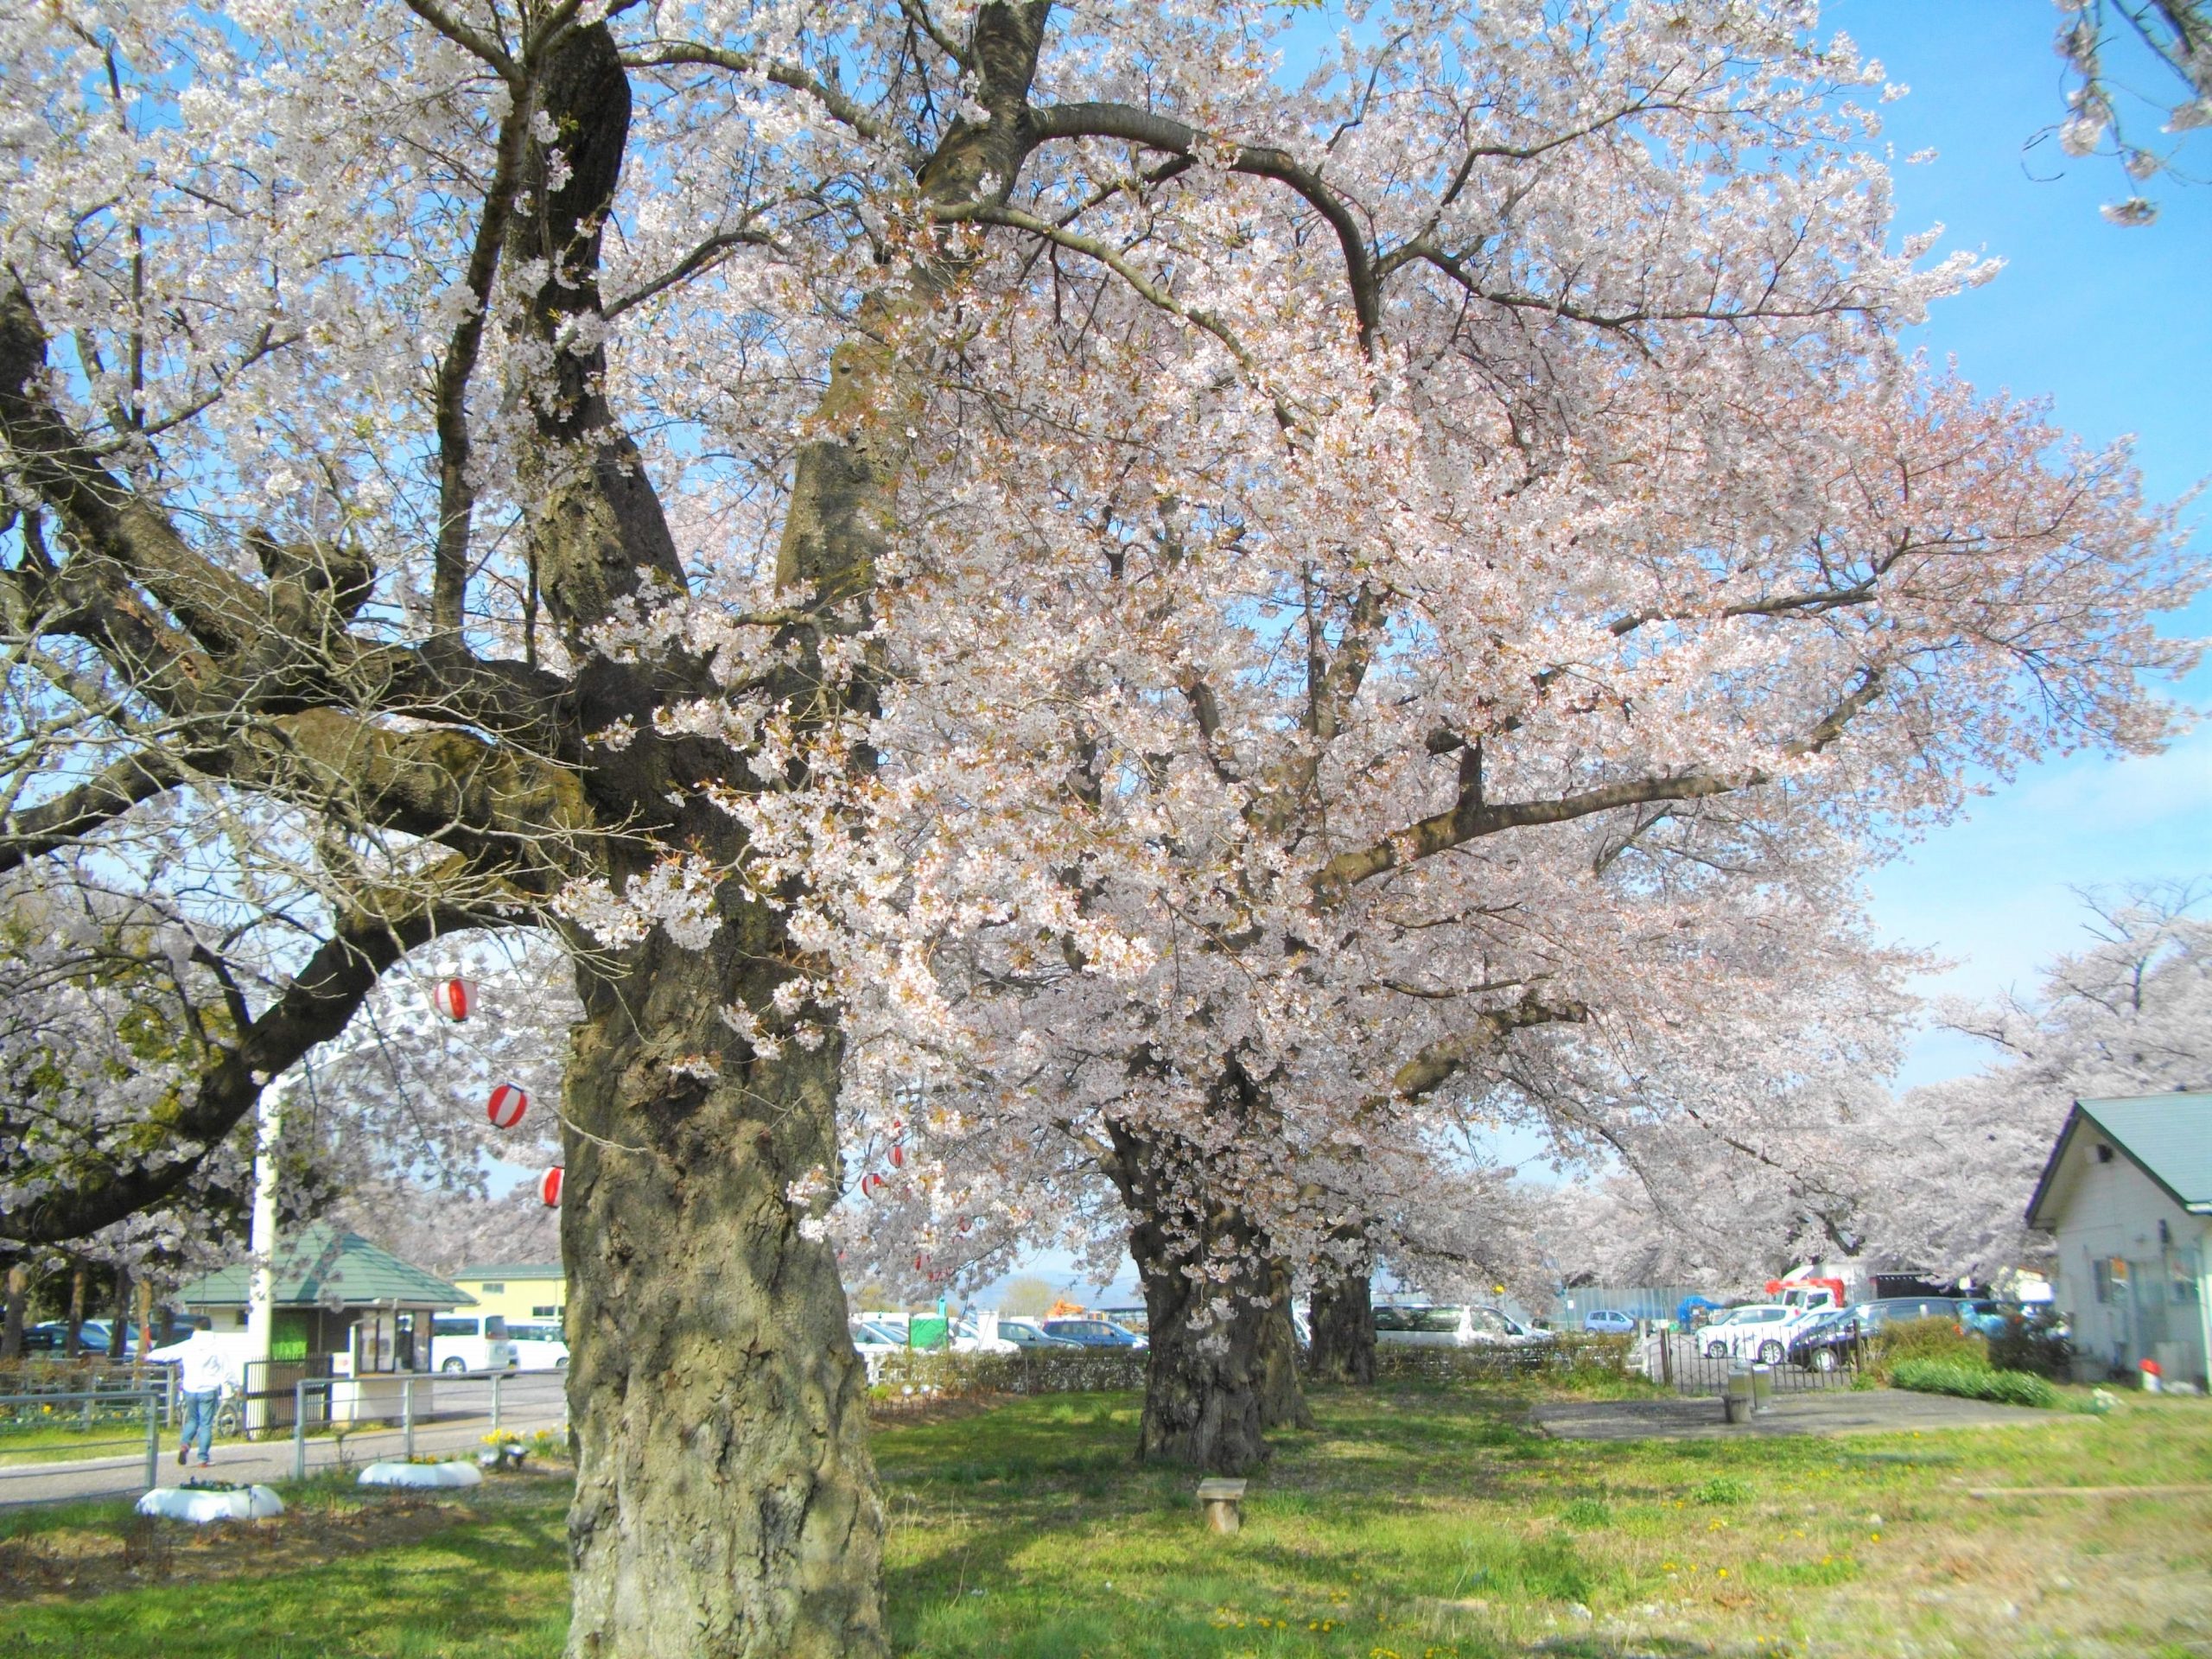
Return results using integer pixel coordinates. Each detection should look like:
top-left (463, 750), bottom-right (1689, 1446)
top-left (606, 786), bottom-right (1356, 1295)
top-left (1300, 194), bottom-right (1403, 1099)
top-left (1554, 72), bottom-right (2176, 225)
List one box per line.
top-left (2026, 1092), bottom-right (2212, 1389)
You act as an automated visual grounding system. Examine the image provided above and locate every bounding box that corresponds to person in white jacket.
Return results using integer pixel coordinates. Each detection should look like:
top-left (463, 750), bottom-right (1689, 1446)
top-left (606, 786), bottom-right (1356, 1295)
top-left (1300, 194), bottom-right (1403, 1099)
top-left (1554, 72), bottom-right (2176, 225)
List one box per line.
top-left (147, 1316), bottom-right (233, 1467)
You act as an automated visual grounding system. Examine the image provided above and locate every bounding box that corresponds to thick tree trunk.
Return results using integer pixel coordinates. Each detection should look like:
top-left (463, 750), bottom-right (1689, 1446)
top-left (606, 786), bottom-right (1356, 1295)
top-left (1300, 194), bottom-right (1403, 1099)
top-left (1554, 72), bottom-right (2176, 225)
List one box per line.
top-left (1307, 1246), bottom-right (1376, 1385)
top-left (0, 1262), bottom-right (24, 1360)
top-left (132, 1277), bottom-right (153, 1364)
top-left (1109, 1113), bottom-right (1307, 1473)
top-left (1256, 1259), bottom-right (1313, 1430)
top-left (561, 923), bottom-right (885, 1659)
top-left (107, 1263), bottom-right (130, 1361)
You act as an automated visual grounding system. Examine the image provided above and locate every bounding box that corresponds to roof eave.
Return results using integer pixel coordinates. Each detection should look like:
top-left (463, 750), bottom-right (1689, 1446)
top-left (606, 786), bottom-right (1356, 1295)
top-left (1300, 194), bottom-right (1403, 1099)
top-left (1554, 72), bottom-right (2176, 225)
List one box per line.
top-left (2024, 1105), bottom-right (2083, 1231)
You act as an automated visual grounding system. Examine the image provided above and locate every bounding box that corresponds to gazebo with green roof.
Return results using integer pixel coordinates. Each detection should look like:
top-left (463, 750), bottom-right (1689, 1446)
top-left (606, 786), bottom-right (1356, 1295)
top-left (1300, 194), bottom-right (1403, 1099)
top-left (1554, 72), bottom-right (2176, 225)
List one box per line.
top-left (175, 1222), bottom-right (474, 1378)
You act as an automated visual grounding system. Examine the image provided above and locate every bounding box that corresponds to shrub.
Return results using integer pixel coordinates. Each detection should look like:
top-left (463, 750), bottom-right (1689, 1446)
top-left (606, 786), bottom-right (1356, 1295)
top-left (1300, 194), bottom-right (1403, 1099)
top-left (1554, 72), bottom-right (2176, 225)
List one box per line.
top-left (1891, 1358), bottom-right (2059, 1409)
top-left (1560, 1497), bottom-right (1612, 1529)
top-left (871, 1347), bottom-right (1147, 1399)
top-left (1987, 1313), bottom-right (2074, 1380)
top-left (1692, 1474), bottom-right (1752, 1505)
top-left (1866, 1317), bottom-right (1986, 1380)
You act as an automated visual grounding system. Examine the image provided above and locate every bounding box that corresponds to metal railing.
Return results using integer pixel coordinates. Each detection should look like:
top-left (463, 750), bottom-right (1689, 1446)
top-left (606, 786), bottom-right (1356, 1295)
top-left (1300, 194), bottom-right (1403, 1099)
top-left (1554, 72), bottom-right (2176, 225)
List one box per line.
top-left (289, 1368), bottom-right (568, 1480)
top-left (1651, 1330), bottom-right (1861, 1395)
top-left (0, 1386), bottom-right (163, 1496)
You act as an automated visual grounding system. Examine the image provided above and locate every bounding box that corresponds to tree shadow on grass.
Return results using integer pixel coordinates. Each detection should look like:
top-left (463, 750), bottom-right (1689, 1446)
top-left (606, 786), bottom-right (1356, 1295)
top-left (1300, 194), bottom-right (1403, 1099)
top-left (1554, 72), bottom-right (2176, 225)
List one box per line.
top-left (0, 1501), bottom-right (570, 1659)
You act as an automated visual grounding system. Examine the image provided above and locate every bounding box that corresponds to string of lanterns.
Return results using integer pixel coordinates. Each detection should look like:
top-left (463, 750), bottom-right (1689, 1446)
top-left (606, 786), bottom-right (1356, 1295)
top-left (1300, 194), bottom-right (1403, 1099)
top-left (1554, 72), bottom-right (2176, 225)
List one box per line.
top-left (439, 979), bottom-right (975, 1232)
top-left (433, 975), bottom-right (563, 1209)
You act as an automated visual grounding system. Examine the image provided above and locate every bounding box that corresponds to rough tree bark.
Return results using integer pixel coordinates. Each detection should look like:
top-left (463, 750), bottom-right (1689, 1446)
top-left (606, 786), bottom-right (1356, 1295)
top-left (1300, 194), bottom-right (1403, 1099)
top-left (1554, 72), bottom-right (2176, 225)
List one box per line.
top-left (1, 1262), bottom-right (24, 1360)
top-left (504, 28), bottom-right (899, 1658)
top-left (561, 925), bottom-right (882, 1659)
top-left (106, 1265), bottom-right (130, 1362)
top-left (1106, 1060), bottom-right (1312, 1473)
top-left (1113, 1139), bottom-right (1274, 1474)
top-left (1256, 1256), bottom-right (1314, 1430)
top-left (1306, 1246), bottom-right (1376, 1385)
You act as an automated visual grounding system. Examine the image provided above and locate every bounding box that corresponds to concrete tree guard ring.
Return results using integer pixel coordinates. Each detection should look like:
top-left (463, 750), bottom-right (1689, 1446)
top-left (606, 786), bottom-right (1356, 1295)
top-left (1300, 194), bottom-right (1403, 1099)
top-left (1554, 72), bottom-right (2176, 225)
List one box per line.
top-left (1197, 1477), bottom-right (1248, 1534)
top-left (137, 1484), bottom-right (285, 1524)
top-left (359, 1460), bottom-right (484, 1489)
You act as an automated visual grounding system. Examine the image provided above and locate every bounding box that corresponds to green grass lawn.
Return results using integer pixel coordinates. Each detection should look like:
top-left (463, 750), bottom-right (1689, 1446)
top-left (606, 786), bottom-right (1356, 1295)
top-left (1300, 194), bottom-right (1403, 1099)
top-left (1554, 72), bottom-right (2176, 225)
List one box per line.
top-left (0, 1416), bottom-right (164, 1466)
top-left (2, 1382), bottom-right (2208, 1657)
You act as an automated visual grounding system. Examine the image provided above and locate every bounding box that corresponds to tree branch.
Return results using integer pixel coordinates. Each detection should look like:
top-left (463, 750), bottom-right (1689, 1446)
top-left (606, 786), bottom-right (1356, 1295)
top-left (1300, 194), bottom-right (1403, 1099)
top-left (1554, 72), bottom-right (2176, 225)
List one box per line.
top-left (1029, 101), bottom-right (1381, 352)
top-left (1390, 992), bottom-right (1588, 1101)
top-left (1317, 667), bottom-right (1885, 899)
top-left (1, 880), bottom-right (493, 1247)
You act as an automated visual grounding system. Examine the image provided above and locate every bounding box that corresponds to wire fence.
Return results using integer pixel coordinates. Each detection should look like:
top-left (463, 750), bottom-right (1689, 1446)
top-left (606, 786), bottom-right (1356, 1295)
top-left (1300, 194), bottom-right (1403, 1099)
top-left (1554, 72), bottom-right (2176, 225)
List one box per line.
top-left (0, 1369), bottom-right (569, 1506)
top-left (0, 1386), bottom-right (164, 1496)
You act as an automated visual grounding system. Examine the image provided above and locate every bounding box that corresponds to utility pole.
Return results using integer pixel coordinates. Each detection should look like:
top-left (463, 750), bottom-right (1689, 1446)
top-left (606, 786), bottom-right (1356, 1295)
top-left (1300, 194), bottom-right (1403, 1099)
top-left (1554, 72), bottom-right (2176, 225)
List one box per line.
top-left (243, 1077), bottom-right (285, 1436)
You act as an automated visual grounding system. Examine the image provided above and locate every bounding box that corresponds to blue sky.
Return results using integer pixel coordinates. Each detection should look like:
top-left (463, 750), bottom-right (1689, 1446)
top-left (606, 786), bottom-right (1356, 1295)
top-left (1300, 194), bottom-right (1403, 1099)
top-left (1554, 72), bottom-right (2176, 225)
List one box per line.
top-left (1830, 0), bottom-right (2209, 1085)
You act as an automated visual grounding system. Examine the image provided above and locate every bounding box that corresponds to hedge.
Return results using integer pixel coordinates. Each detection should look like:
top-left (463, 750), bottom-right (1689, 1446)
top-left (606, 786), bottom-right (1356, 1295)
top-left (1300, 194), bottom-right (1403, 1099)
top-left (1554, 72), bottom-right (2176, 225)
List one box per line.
top-left (869, 1332), bottom-right (1633, 1399)
top-left (1890, 1357), bottom-right (2060, 1409)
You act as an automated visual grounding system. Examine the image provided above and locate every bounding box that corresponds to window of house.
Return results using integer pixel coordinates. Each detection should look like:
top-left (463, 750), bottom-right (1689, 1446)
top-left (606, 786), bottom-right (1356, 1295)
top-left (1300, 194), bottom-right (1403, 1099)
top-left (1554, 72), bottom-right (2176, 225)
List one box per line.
top-left (480, 1282), bottom-right (505, 1294)
top-left (2093, 1257), bottom-right (2113, 1304)
top-left (532, 1305), bottom-right (559, 1318)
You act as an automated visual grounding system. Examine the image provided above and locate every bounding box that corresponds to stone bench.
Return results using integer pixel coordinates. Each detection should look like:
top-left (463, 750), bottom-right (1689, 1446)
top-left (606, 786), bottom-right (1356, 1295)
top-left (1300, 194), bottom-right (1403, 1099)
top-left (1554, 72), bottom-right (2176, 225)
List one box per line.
top-left (1197, 1477), bottom-right (1248, 1534)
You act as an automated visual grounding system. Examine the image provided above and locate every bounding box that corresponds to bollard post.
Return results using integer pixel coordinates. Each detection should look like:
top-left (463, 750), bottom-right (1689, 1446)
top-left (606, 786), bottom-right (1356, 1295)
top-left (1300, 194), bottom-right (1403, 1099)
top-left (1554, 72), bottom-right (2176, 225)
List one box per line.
top-left (143, 1392), bottom-right (159, 1491)
top-left (490, 1369), bottom-right (501, 1434)
top-left (403, 1374), bottom-right (416, 1460)
top-left (294, 1381), bottom-right (308, 1481)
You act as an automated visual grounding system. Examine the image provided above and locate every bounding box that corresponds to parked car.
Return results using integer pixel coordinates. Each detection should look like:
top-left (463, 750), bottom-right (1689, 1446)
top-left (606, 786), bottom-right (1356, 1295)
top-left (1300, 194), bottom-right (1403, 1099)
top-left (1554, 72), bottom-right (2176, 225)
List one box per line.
top-left (1698, 1304), bottom-right (1806, 1364)
top-left (1375, 1305), bottom-right (1553, 1349)
top-left (995, 1319), bottom-right (1084, 1351)
top-left (506, 1320), bottom-right (570, 1369)
top-left (1854, 1296), bottom-right (1969, 1335)
top-left (847, 1319), bottom-right (911, 1382)
top-left (1785, 1309), bottom-right (1865, 1372)
top-left (430, 1313), bottom-right (518, 1372)
top-left (1581, 1309), bottom-right (1637, 1335)
top-left (944, 1317), bottom-right (1016, 1355)
top-left (1040, 1318), bottom-right (1145, 1350)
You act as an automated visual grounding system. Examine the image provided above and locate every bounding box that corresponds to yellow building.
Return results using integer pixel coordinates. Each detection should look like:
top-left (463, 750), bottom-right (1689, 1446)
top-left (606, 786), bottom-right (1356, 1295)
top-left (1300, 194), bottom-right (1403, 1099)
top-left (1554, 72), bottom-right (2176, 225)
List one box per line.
top-left (449, 1263), bottom-right (566, 1331)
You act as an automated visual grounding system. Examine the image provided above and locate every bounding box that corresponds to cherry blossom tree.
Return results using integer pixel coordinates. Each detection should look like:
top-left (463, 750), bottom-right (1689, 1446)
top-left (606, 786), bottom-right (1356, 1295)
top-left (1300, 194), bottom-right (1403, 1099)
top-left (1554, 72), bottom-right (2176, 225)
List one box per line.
top-left (0, 2), bottom-right (2199, 1651)
top-left (1889, 881), bottom-right (2211, 1271)
top-left (798, 138), bottom-right (2193, 1471)
top-left (2044, 0), bottom-right (2210, 225)
top-left (0, 870), bottom-right (252, 1340)
top-left (1536, 885), bottom-right (2211, 1290)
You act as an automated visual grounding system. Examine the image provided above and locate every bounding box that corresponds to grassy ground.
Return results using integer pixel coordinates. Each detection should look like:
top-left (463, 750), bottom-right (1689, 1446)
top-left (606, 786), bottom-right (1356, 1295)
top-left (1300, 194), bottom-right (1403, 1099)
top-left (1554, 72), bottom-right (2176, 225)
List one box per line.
top-left (0, 1419), bottom-right (164, 1465)
top-left (2, 1381), bottom-right (2207, 1657)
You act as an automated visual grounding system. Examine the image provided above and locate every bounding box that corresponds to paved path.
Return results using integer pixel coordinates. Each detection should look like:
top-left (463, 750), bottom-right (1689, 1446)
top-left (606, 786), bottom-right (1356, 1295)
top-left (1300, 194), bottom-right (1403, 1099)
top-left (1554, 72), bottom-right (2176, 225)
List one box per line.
top-left (0, 1372), bottom-right (567, 1509)
top-left (1530, 1389), bottom-right (2061, 1442)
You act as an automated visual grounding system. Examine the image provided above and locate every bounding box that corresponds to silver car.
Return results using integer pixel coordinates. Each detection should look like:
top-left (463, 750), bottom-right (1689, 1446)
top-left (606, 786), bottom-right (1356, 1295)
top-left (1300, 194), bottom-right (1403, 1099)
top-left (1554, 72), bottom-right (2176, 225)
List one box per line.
top-left (1375, 1304), bottom-right (1552, 1348)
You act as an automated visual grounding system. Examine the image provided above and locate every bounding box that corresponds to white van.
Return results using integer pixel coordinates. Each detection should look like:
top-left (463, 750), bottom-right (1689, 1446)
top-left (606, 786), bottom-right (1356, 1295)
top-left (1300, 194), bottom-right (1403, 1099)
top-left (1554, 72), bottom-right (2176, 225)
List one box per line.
top-left (432, 1313), bottom-right (518, 1372)
top-left (506, 1320), bottom-right (570, 1370)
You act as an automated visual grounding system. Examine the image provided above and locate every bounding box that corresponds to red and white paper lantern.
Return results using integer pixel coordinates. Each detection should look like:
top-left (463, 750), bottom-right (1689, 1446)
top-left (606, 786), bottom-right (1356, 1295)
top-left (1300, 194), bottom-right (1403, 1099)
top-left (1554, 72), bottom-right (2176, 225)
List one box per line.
top-left (538, 1166), bottom-right (563, 1207)
top-left (486, 1084), bottom-right (528, 1129)
top-left (432, 977), bottom-right (474, 1021)
top-left (887, 1143), bottom-right (905, 1169)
